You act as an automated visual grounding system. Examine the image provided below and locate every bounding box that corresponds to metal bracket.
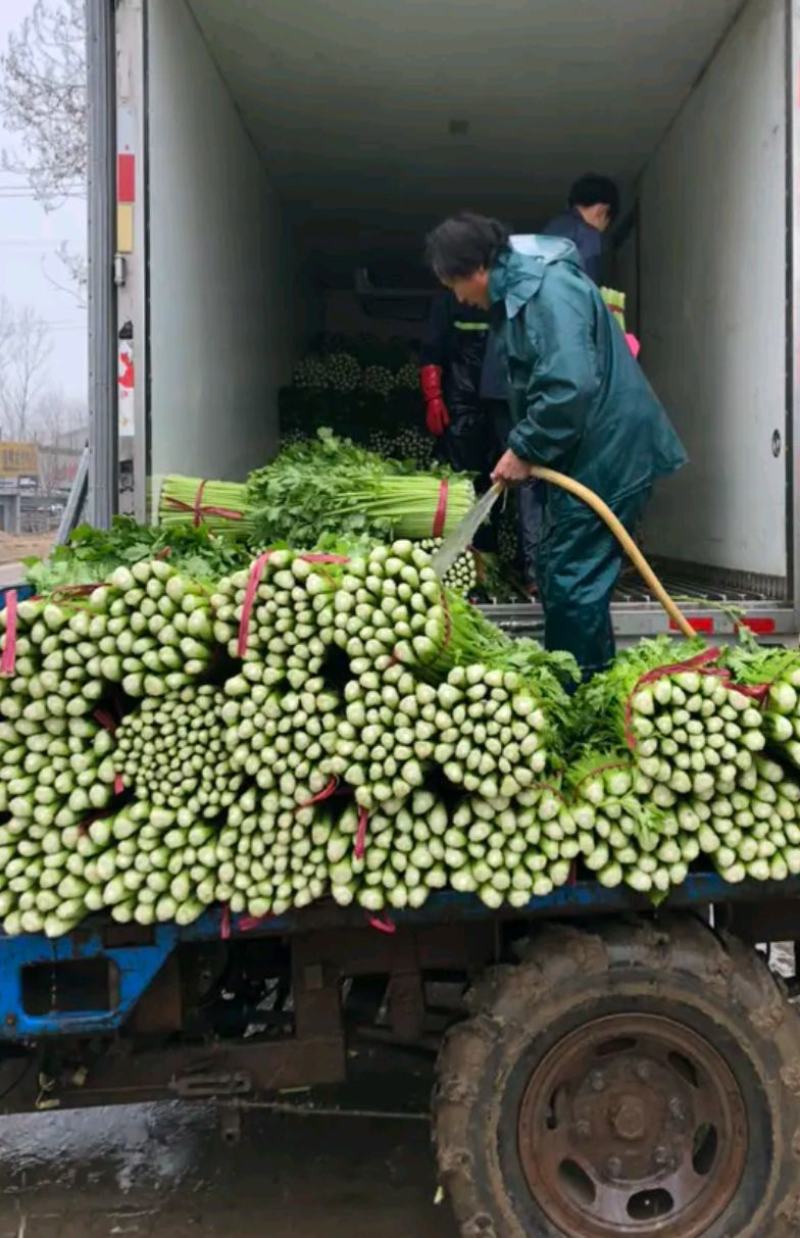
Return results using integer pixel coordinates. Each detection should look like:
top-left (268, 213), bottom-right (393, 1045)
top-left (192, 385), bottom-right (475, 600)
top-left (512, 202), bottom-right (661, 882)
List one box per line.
top-left (170, 1071), bottom-right (251, 1100)
top-left (55, 446), bottom-right (90, 546)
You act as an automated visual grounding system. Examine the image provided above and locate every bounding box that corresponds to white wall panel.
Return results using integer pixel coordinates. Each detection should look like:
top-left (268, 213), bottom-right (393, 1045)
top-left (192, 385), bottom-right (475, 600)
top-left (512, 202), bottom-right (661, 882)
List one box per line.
top-left (147, 0), bottom-right (294, 483)
top-left (640, 0), bottom-right (787, 578)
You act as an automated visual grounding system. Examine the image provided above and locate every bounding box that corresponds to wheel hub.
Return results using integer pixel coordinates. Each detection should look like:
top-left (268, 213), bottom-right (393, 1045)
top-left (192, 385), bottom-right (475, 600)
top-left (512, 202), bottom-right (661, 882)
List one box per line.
top-left (608, 1094), bottom-right (647, 1142)
top-left (517, 1013), bottom-right (747, 1236)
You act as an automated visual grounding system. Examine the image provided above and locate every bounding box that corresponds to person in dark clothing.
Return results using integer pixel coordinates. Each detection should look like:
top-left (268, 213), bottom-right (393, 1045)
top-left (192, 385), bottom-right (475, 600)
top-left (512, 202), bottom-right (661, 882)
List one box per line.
top-left (424, 212), bottom-right (687, 677)
top-left (419, 292), bottom-right (509, 550)
top-left (541, 173), bottom-right (620, 286)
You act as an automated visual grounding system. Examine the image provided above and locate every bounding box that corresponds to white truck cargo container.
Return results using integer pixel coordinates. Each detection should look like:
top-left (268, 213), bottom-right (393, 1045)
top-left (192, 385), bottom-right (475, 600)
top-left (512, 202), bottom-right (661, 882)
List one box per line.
top-left (89, 0), bottom-right (800, 640)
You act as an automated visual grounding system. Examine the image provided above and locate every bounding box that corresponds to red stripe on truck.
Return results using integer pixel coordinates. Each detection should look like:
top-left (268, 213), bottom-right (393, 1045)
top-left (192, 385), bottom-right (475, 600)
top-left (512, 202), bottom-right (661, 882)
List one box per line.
top-left (739, 617), bottom-right (776, 636)
top-left (117, 153), bottom-right (135, 203)
top-left (669, 617), bottom-right (714, 635)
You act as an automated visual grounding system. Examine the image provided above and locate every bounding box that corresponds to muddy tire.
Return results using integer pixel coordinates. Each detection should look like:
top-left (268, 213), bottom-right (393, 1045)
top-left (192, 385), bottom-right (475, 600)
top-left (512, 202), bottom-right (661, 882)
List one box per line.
top-left (433, 914), bottom-right (800, 1237)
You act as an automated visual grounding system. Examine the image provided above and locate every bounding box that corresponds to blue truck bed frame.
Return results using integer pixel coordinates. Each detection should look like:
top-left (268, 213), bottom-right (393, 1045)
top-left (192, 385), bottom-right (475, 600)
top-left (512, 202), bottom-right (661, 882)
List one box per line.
top-left (0, 872), bottom-right (796, 1040)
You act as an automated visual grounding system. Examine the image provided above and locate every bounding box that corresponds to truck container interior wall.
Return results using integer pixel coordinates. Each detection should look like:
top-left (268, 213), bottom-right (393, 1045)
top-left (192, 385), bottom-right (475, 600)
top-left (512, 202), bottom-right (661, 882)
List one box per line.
top-left (638, 0), bottom-right (788, 592)
top-left (612, 220), bottom-right (639, 338)
top-left (143, 0), bottom-right (792, 606)
top-left (147, 0), bottom-right (309, 484)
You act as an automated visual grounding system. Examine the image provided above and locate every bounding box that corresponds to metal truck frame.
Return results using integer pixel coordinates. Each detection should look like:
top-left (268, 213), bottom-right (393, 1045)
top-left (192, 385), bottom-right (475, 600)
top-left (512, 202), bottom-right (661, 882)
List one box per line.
top-left (1, 861), bottom-right (800, 1233)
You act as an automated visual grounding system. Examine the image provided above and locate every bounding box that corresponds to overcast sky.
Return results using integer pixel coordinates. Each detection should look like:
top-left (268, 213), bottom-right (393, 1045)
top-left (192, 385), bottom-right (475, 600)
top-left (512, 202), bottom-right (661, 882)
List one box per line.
top-left (0, 0), bottom-right (87, 406)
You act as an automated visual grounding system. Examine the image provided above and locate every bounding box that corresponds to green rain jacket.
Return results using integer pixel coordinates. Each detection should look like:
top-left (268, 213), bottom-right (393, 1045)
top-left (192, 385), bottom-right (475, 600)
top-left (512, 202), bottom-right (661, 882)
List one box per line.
top-left (489, 237), bottom-right (687, 505)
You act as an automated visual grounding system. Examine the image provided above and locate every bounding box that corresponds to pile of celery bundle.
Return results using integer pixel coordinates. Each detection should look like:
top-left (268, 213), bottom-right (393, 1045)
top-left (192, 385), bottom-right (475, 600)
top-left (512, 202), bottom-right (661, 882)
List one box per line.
top-left (158, 428), bottom-right (475, 547)
top-left (10, 546), bottom-right (800, 938)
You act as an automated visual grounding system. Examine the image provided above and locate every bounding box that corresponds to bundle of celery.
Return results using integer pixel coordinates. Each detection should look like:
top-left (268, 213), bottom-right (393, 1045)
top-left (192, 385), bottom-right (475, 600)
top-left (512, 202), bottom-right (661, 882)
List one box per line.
top-left (572, 638), bottom-right (765, 800)
top-left (723, 641), bottom-right (800, 767)
top-left (158, 476), bottom-right (251, 537)
top-left (246, 429), bottom-right (474, 544)
top-left (446, 787), bottom-right (575, 908)
top-left (565, 753), bottom-right (681, 898)
top-left (328, 539), bottom-right (576, 810)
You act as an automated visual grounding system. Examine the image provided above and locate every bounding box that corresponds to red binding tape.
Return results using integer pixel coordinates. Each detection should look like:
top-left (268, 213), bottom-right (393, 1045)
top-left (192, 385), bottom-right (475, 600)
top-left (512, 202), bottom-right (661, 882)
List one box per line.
top-left (354, 806), bottom-right (369, 860)
top-left (238, 913), bottom-right (273, 932)
top-left (432, 479), bottom-right (449, 538)
top-left (237, 552), bottom-right (273, 657)
top-left (0, 590), bottom-right (17, 677)
top-left (164, 489), bottom-right (244, 525)
top-left (298, 777), bottom-right (338, 809)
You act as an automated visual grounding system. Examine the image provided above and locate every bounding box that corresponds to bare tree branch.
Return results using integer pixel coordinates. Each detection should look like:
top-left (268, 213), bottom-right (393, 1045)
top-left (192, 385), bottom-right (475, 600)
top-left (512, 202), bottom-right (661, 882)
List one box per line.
top-left (32, 387), bottom-right (86, 493)
top-left (0, 0), bottom-right (86, 209)
top-left (40, 242), bottom-right (88, 309)
top-left (0, 298), bottom-right (53, 441)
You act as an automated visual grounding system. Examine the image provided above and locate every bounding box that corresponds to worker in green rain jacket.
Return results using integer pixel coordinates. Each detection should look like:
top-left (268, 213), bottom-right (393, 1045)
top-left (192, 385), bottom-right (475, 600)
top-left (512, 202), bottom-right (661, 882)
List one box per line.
top-left (424, 213), bottom-right (687, 676)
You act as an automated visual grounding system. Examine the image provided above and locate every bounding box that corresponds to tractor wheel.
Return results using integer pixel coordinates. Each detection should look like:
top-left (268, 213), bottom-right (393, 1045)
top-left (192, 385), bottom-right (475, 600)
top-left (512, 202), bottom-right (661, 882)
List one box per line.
top-left (433, 914), bottom-right (800, 1237)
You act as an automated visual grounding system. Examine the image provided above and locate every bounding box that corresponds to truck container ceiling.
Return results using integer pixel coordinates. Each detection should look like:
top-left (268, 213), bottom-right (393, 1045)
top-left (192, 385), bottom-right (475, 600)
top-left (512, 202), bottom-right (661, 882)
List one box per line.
top-left (186, 0), bottom-right (743, 258)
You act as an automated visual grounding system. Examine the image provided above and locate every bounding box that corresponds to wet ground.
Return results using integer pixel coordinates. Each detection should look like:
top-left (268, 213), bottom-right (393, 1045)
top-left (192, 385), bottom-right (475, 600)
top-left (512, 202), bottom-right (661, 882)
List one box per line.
top-left (0, 1098), bottom-right (454, 1237)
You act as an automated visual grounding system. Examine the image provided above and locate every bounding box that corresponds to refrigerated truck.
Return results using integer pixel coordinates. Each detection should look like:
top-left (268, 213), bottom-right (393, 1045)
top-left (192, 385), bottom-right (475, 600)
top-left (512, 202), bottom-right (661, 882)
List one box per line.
top-left (3, 0), bottom-right (795, 1234)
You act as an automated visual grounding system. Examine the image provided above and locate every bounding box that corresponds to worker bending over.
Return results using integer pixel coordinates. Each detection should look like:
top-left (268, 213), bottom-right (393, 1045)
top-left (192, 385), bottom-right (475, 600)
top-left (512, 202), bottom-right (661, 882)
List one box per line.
top-left (424, 213), bottom-right (687, 676)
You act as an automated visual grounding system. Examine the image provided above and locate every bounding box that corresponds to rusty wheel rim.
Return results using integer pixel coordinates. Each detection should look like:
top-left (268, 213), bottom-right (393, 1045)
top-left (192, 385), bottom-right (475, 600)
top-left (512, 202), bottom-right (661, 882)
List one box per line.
top-left (517, 1013), bottom-right (747, 1237)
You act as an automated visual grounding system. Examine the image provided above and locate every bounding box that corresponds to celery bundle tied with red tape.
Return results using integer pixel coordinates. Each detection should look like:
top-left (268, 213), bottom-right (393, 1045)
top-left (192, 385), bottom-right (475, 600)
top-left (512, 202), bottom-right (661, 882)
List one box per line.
top-left (246, 428), bottom-right (474, 544)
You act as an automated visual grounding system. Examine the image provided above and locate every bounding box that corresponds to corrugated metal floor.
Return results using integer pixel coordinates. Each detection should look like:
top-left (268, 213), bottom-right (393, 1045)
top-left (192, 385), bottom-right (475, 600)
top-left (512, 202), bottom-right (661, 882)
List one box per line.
top-left (485, 562), bottom-right (793, 639)
top-left (613, 566), bottom-right (773, 606)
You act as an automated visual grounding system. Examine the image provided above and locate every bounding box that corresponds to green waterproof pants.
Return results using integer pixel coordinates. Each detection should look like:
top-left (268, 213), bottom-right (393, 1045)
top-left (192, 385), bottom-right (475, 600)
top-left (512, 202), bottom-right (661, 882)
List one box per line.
top-left (537, 487), bottom-right (651, 678)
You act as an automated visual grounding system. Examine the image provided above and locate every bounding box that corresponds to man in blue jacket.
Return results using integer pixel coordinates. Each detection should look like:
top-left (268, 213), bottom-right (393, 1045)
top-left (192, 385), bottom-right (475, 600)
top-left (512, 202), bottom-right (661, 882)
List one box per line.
top-left (542, 173), bottom-right (619, 286)
top-left (424, 213), bottom-right (687, 675)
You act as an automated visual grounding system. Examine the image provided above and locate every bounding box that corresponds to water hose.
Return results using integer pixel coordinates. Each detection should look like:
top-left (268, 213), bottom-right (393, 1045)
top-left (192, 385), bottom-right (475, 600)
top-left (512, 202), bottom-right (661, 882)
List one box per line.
top-left (529, 466), bottom-right (697, 641)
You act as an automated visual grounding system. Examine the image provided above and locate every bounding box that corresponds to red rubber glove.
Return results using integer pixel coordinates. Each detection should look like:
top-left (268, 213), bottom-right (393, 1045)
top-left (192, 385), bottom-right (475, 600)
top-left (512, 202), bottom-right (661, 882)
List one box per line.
top-left (420, 364), bottom-right (450, 437)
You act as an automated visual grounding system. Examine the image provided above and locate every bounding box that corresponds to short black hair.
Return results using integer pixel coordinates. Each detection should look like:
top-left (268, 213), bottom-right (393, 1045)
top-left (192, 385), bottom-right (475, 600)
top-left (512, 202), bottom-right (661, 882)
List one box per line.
top-left (568, 174), bottom-right (620, 220)
top-left (425, 213), bottom-right (510, 280)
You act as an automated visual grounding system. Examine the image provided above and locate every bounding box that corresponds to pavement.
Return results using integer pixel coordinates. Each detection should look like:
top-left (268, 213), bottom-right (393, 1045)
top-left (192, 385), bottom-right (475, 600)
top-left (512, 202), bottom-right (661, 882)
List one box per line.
top-left (0, 1100), bottom-right (454, 1237)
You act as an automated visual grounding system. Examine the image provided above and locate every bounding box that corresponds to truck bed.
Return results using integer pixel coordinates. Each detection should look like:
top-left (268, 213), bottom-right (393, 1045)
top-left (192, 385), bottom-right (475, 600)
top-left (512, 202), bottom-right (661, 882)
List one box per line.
top-left (487, 560), bottom-right (793, 640)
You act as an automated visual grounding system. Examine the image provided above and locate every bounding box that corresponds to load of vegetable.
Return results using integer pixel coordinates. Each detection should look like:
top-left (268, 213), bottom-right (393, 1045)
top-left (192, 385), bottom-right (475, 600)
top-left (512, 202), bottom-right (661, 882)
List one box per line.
top-left (157, 429), bottom-right (475, 548)
top-left (0, 538), bottom-right (577, 935)
top-left (281, 335), bottom-right (422, 451)
top-left (7, 535), bottom-right (800, 938)
top-left (417, 537), bottom-right (478, 597)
